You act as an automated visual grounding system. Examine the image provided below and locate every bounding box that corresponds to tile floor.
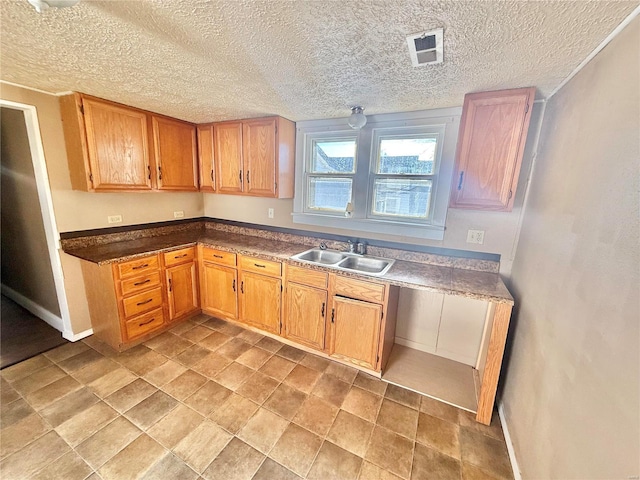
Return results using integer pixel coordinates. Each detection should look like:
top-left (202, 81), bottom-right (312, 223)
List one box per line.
top-left (0, 314), bottom-right (514, 480)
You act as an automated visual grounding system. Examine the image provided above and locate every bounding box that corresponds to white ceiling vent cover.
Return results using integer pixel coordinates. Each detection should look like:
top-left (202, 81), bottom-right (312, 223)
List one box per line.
top-left (406, 28), bottom-right (443, 66)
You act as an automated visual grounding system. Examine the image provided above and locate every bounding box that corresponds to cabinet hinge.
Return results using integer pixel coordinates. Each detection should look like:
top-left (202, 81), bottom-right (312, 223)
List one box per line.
top-left (79, 104), bottom-right (84, 115)
top-left (381, 311), bottom-right (384, 320)
top-left (274, 181), bottom-right (277, 191)
top-left (508, 189), bottom-right (513, 200)
top-left (376, 354), bottom-right (380, 363)
top-left (524, 102), bottom-right (529, 114)
top-left (280, 284), bottom-right (283, 292)
top-left (275, 125), bottom-right (278, 135)
top-left (88, 173), bottom-right (93, 185)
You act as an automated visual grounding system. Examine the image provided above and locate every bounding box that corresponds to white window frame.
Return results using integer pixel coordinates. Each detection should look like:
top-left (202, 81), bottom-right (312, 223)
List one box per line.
top-left (293, 107), bottom-right (461, 240)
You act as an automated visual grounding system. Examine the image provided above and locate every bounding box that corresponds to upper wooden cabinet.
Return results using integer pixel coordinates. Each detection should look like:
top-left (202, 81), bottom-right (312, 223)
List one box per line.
top-left (197, 124), bottom-right (215, 192)
top-left (213, 116), bottom-right (295, 198)
top-left (152, 116), bottom-right (198, 191)
top-left (450, 87), bottom-right (536, 211)
top-left (60, 93), bottom-right (199, 192)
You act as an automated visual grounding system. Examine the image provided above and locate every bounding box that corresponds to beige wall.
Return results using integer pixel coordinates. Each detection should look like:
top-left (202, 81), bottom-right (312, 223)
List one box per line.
top-left (1, 107), bottom-right (60, 316)
top-left (503, 18), bottom-right (639, 479)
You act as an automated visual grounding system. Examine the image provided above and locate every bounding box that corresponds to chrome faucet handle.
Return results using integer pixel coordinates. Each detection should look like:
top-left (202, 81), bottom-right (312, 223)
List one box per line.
top-left (319, 242), bottom-right (327, 250)
top-left (356, 242), bottom-right (367, 255)
top-left (347, 240), bottom-right (356, 253)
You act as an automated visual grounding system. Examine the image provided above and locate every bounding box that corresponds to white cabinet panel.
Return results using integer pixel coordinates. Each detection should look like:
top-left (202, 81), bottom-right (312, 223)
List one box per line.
top-left (395, 289), bottom-right (444, 353)
top-left (436, 295), bottom-right (488, 366)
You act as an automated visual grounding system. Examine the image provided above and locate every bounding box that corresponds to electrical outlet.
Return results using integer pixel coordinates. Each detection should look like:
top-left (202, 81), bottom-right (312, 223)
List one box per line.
top-left (174, 211), bottom-right (184, 219)
top-left (466, 229), bottom-right (485, 245)
top-left (107, 215), bottom-right (122, 224)
top-left (268, 208), bottom-right (274, 219)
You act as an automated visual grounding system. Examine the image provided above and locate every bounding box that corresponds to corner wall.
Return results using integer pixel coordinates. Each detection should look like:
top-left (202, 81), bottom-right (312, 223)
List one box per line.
top-left (502, 17), bottom-right (639, 479)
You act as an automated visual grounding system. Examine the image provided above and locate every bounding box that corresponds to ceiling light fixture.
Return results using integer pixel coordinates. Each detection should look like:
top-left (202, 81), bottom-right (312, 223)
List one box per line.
top-left (27, 0), bottom-right (80, 13)
top-left (347, 106), bottom-right (367, 130)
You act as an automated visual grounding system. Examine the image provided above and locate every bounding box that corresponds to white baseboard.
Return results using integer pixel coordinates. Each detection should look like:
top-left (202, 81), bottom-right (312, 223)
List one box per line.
top-left (63, 328), bottom-right (93, 342)
top-left (498, 401), bottom-right (522, 480)
top-left (1, 284), bottom-right (64, 333)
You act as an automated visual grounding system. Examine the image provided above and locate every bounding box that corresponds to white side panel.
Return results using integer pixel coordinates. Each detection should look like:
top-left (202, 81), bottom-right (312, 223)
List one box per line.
top-left (436, 295), bottom-right (488, 366)
top-left (395, 289), bottom-right (444, 353)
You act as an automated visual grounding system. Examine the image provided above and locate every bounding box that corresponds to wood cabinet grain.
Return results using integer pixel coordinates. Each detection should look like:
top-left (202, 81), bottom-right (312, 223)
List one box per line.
top-left (200, 262), bottom-right (238, 319)
top-left (214, 121), bottom-right (244, 194)
top-left (239, 271), bottom-right (281, 334)
top-left (284, 282), bottom-right (327, 351)
top-left (152, 116), bottom-right (199, 191)
top-left (197, 124), bottom-right (215, 192)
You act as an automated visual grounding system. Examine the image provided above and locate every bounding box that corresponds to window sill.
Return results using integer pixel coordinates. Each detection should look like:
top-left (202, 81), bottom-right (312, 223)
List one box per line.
top-left (292, 213), bottom-right (445, 240)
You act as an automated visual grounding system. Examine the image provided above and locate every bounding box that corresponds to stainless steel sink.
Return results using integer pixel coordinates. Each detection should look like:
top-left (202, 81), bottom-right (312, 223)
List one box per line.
top-left (291, 248), bottom-right (395, 277)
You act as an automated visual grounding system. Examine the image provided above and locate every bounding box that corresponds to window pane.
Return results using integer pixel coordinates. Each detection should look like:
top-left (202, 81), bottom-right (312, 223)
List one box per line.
top-left (378, 137), bottom-right (437, 174)
top-left (372, 178), bottom-right (432, 219)
top-left (308, 177), bottom-right (352, 211)
top-left (311, 140), bottom-right (356, 173)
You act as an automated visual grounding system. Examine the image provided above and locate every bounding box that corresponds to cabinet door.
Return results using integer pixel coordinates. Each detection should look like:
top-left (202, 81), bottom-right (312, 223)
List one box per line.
top-left (197, 124), bottom-right (215, 192)
top-left (239, 272), bottom-right (281, 334)
top-left (201, 262), bottom-right (237, 319)
top-left (285, 283), bottom-right (327, 351)
top-left (450, 87), bottom-right (535, 211)
top-left (215, 122), bottom-right (244, 194)
top-left (83, 98), bottom-right (152, 191)
top-left (243, 118), bottom-right (276, 197)
top-left (152, 116), bottom-right (199, 191)
top-left (166, 262), bottom-right (199, 321)
top-left (329, 296), bottom-right (382, 370)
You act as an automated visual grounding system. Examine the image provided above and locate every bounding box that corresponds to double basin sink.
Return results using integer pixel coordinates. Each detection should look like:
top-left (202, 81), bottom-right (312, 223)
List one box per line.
top-left (290, 248), bottom-right (395, 277)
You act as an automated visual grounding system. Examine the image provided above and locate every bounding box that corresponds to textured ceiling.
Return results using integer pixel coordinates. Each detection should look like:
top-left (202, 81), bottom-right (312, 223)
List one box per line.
top-left (0, 0), bottom-right (637, 123)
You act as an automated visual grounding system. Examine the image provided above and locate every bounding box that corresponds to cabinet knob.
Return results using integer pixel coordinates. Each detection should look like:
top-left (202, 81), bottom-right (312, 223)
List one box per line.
top-left (321, 302), bottom-right (325, 317)
top-left (331, 308), bottom-right (335, 323)
top-left (457, 171), bottom-right (464, 190)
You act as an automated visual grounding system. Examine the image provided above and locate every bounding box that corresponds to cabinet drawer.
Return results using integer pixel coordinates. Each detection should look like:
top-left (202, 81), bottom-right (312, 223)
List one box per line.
top-left (122, 287), bottom-right (163, 318)
top-left (125, 308), bottom-right (165, 340)
top-left (120, 272), bottom-right (161, 296)
top-left (164, 247), bottom-right (196, 267)
top-left (201, 247), bottom-right (237, 267)
top-left (117, 255), bottom-right (159, 279)
top-left (286, 264), bottom-right (327, 289)
top-left (240, 256), bottom-right (281, 277)
top-left (334, 275), bottom-right (386, 304)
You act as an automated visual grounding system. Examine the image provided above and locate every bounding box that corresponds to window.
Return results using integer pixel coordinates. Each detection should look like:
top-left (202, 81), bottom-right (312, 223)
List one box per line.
top-left (293, 108), bottom-right (461, 240)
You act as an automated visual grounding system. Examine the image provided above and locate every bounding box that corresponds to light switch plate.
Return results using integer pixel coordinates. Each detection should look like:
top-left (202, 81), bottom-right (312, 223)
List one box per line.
top-left (268, 208), bottom-right (274, 219)
top-left (466, 229), bottom-right (485, 244)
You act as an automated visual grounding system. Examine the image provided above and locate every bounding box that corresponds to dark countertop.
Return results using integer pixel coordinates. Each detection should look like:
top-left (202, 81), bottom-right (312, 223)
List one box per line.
top-left (64, 230), bottom-right (514, 305)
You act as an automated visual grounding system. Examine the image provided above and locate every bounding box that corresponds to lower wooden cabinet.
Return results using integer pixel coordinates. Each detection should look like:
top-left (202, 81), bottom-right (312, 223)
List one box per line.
top-left (239, 271), bottom-right (281, 334)
top-left (201, 262), bottom-right (238, 319)
top-left (284, 282), bottom-right (327, 351)
top-left (166, 261), bottom-right (199, 321)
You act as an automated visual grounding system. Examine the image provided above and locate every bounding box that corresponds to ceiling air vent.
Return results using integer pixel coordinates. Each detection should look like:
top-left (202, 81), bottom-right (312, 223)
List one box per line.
top-left (406, 28), bottom-right (443, 67)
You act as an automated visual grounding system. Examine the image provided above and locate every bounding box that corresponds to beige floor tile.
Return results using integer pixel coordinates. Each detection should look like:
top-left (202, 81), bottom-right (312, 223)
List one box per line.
top-left (11, 364), bottom-right (67, 395)
top-left (365, 426), bottom-right (414, 479)
top-left (277, 344), bottom-right (306, 362)
top-left (76, 416), bottom-right (142, 470)
top-left (184, 381), bottom-right (232, 416)
top-left (82, 337), bottom-right (118, 358)
top-left (237, 407), bottom-right (289, 454)
top-left (72, 357), bottom-right (120, 385)
top-left (55, 401), bottom-right (118, 446)
top-left (216, 322), bottom-right (245, 337)
top-left (253, 458), bottom-right (301, 480)
top-left (4, 354), bottom-right (53, 382)
top-left (311, 373), bottom-right (351, 407)
top-left (0, 413), bottom-right (51, 460)
top-left (236, 346), bottom-right (272, 370)
top-left (98, 433), bottom-right (166, 480)
top-left (118, 348), bottom-right (168, 376)
top-left (175, 344), bottom-right (212, 367)
top-left (325, 362), bottom-right (359, 384)
top-left (284, 364), bottom-right (321, 394)
top-left (0, 378), bottom-right (19, 404)
top-left (147, 404), bottom-right (204, 449)
top-left (173, 421), bottom-right (232, 473)
top-left (462, 461), bottom-right (506, 480)
top-left (143, 332), bottom-right (180, 350)
top-left (143, 359), bottom-right (187, 387)
top-left (419, 396), bottom-right (461, 423)
top-left (163, 369), bottom-right (207, 401)
top-left (299, 353), bottom-right (330, 372)
top-left (459, 410), bottom-right (505, 441)
top-left (342, 386), bottom-right (383, 422)
top-left (87, 367), bottom-right (137, 398)
top-left (264, 383), bottom-right (307, 420)
top-left (358, 461), bottom-right (403, 480)
top-left (307, 440), bottom-right (363, 480)
top-left (150, 336), bottom-right (193, 358)
top-left (293, 394), bottom-right (339, 436)
top-left (168, 320), bottom-right (198, 336)
top-left (24, 375), bottom-right (82, 410)
top-left (214, 362), bottom-right (254, 390)
top-left (202, 317), bottom-right (228, 331)
top-left (353, 371), bottom-right (387, 396)
top-left (39, 387), bottom-right (99, 427)
top-left (202, 437), bottom-right (265, 480)
top-left (30, 450), bottom-right (93, 480)
top-left (105, 378), bottom-right (157, 413)
top-left (210, 393), bottom-right (259, 433)
top-left (326, 410), bottom-right (374, 457)
top-left (0, 430), bottom-right (70, 479)
top-left (269, 423), bottom-right (323, 477)
top-left (459, 428), bottom-right (513, 480)
top-left (236, 371), bottom-right (280, 404)
top-left (192, 352), bottom-right (232, 378)
top-left (124, 390), bottom-right (179, 430)
top-left (1, 397), bottom-right (36, 429)
top-left (376, 398), bottom-right (419, 440)
top-left (255, 336), bottom-right (283, 353)
top-left (180, 325), bottom-right (215, 343)
top-left (259, 355), bottom-right (296, 381)
top-left (141, 452), bottom-right (199, 480)
top-left (236, 329), bottom-right (264, 345)
top-left (58, 349), bottom-right (104, 373)
top-left (198, 331), bottom-right (232, 351)
top-left (411, 443), bottom-right (461, 480)
top-left (217, 338), bottom-right (252, 360)
top-left (44, 342), bottom-right (90, 364)
top-left (416, 412), bottom-right (460, 459)
top-left (385, 384), bottom-right (421, 410)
